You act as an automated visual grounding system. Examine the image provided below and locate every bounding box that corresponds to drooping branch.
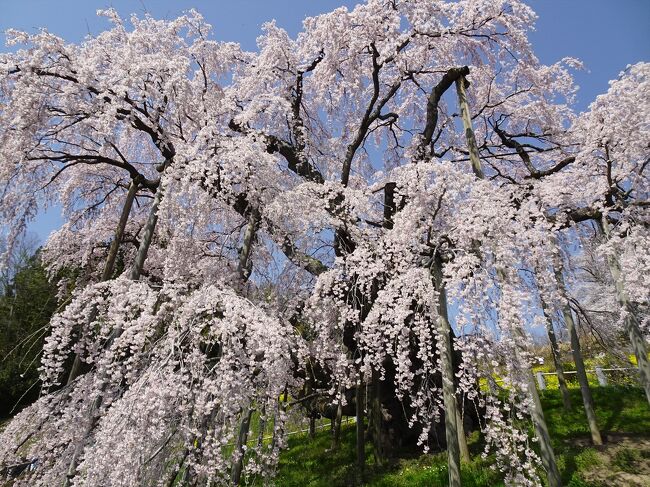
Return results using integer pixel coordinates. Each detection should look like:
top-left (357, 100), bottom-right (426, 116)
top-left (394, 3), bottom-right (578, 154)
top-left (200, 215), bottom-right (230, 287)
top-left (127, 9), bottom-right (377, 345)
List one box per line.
top-left (31, 154), bottom-right (158, 191)
top-left (10, 62), bottom-right (178, 167)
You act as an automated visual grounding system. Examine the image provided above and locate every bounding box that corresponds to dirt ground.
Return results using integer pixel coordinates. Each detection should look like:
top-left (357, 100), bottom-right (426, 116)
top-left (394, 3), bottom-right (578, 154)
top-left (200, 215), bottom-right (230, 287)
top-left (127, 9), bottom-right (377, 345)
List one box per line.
top-left (573, 434), bottom-right (650, 487)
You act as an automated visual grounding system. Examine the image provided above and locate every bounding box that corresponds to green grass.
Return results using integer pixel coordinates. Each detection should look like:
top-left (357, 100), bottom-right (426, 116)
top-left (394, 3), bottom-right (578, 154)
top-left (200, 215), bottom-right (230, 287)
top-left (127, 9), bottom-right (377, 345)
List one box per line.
top-left (252, 386), bottom-right (649, 486)
top-left (611, 447), bottom-right (642, 473)
top-left (261, 425), bottom-right (502, 487)
top-left (540, 386), bottom-right (649, 441)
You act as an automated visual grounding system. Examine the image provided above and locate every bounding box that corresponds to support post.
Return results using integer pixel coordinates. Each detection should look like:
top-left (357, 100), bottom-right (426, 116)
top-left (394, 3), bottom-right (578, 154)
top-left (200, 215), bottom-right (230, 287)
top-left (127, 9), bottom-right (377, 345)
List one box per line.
top-left (356, 378), bottom-right (365, 479)
top-left (433, 258), bottom-right (461, 487)
top-left (599, 218), bottom-right (650, 405)
top-left (540, 297), bottom-right (572, 410)
top-left (555, 265), bottom-right (603, 446)
top-left (231, 407), bottom-right (254, 486)
top-left (455, 75), bottom-right (483, 178)
top-left (66, 180), bottom-right (139, 386)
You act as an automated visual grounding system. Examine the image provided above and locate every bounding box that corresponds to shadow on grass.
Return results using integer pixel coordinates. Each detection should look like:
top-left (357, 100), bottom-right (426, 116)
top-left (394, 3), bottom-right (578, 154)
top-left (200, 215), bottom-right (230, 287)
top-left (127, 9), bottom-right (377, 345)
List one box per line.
top-left (254, 423), bottom-right (503, 487)
top-left (249, 387), bottom-right (648, 486)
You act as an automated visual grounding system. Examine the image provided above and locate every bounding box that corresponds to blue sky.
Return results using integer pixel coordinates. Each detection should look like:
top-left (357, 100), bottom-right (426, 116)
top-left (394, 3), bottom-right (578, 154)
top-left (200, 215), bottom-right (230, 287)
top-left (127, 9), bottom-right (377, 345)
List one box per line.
top-left (1, 0), bottom-right (648, 242)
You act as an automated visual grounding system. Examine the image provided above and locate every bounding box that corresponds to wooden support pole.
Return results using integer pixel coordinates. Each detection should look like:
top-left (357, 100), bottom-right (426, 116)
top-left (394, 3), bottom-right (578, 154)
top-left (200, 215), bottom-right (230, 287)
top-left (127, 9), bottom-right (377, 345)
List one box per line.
top-left (555, 266), bottom-right (603, 446)
top-left (599, 218), bottom-right (650, 405)
top-left (433, 258), bottom-right (462, 487)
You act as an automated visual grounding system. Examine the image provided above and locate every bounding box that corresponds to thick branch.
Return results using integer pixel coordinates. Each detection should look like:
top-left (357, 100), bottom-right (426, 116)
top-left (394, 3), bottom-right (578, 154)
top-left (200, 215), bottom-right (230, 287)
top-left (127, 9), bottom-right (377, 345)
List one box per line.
top-left (416, 66), bottom-right (470, 160)
top-left (341, 43), bottom-right (401, 186)
top-left (228, 121), bottom-right (324, 184)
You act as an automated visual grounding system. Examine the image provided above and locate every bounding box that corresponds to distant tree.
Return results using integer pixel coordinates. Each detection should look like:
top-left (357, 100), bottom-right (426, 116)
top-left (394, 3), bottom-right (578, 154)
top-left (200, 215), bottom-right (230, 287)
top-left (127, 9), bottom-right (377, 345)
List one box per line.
top-left (0, 243), bottom-right (59, 418)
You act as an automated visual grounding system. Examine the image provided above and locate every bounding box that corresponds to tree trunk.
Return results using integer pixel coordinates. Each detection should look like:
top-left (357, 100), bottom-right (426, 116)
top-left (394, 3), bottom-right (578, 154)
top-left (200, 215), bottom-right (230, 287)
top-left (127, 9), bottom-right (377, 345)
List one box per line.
top-left (599, 218), bottom-right (650, 405)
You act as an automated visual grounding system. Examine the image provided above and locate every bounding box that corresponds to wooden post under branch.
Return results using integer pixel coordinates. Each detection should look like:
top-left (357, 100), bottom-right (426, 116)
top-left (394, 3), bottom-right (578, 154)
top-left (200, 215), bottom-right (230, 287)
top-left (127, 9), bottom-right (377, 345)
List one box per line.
top-left (66, 180), bottom-right (140, 387)
top-left (599, 217), bottom-right (650, 406)
top-left (432, 258), bottom-right (462, 487)
top-left (101, 180), bottom-right (139, 281)
top-left (497, 271), bottom-right (561, 487)
top-left (455, 75), bottom-right (483, 179)
top-left (554, 262), bottom-right (603, 446)
top-left (356, 376), bottom-right (365, 478)
top-left (456, 72), bottom-right (562, 487)
top-left (595, 367), bottom-right (607, 387)
top-left (540, 295), bottom-right (572, 410)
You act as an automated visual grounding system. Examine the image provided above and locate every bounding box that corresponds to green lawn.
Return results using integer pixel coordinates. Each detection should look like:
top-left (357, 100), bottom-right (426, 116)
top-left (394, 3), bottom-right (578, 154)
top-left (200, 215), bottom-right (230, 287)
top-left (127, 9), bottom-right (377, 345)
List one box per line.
top-left (251, 386), bottom-right (649, 487)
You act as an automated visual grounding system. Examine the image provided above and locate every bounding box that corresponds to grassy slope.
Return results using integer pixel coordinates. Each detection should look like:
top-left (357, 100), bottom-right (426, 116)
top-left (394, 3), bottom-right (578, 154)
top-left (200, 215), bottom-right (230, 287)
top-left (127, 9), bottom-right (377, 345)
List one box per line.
top-left (261, 387), bottom-right (649, 487)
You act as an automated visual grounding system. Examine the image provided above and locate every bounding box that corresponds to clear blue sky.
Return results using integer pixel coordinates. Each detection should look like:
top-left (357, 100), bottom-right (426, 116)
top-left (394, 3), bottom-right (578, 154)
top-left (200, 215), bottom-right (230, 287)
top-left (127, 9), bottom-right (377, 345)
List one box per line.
top-left (1, 0), bottom-right (648, 243)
